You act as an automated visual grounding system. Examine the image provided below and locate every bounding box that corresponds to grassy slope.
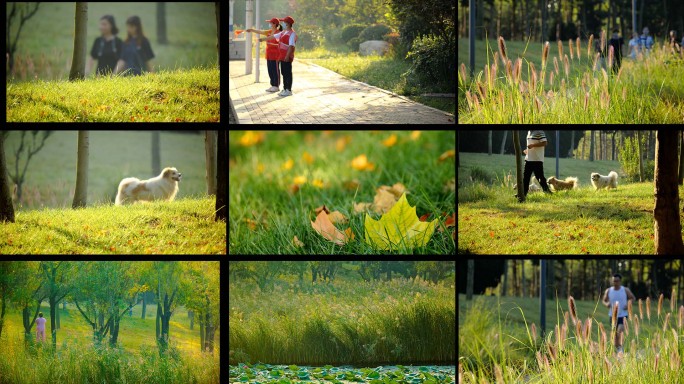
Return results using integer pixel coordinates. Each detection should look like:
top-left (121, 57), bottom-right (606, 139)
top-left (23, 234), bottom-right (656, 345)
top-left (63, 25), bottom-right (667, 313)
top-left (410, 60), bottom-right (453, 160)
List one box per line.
top-left (297, 45), bottom-right (456, 115)
top-left (1, 197), bottom-right (226, 254)
top-left (4, 131), bottom-right (207, 208)
top-left (230, 265), bottom-right (455, 365)
top-left (229, 131), bottom-right (456, 255)
top-left (6, 68), bottom-right (219, 122)
top-left (457, 153), bottom-right (684, 254)
top-left (8, 2), bottom-right (217, 79)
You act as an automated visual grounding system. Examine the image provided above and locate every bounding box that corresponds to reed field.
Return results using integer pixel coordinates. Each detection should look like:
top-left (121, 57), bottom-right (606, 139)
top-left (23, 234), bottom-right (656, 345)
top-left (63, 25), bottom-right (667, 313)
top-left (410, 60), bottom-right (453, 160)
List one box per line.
top-left (459, 294), bottom-right (684, 383)
top-left (457, 35), bottom-right (684, 123)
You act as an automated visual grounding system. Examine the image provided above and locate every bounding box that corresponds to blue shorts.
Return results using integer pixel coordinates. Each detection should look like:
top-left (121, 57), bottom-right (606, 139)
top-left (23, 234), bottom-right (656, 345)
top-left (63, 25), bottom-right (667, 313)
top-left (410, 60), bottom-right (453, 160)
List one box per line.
top-left (614, 316), bottom-right (627, 326)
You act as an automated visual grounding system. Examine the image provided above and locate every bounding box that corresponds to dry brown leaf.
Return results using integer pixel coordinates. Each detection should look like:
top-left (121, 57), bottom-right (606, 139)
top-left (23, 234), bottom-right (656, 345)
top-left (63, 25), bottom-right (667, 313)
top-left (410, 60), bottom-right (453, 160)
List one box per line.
top-left (380, 182), bottom-right (409, 198)
top-left (344, 227), bottom-right (355, 241)
top-left (344, 179), bottom-right (360, 191)
top-left (438, 149), bottom-right (456, 162)
top-left (373, 188), bottom-right (398, 214)
top-left (353, 202), bottom-right (372, 213)
top-left (314, 205), bottom-right (330, 215)
top-left (293, 236), bottom-right (305, 248)
top-left (328, 211), bottom-right (348, 225)
top-left (311, 211), bottom-right (349, 245)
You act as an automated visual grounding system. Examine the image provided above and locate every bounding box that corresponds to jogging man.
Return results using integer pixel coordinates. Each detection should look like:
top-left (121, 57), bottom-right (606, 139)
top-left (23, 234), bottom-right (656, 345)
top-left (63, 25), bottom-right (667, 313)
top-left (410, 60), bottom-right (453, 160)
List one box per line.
top-left (602, 273), bottom-right (636, 354)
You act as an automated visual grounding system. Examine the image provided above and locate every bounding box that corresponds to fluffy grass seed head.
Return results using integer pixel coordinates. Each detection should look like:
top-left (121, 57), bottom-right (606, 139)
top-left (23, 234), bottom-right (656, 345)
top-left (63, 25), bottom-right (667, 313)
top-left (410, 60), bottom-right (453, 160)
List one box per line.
top-left (563, 54), bottom-right (570, 77)
top-left (460, 63), bottom-right (467, 84)
top-left (529, 62), bottom-right (537, 90)
top-left (568, 297), bottom-right (578, 325)
top-left (531, 322), bottom-right (538, 344)
top-left (623, 317), bottom-right (629, 336)
top-left (583, 317), bottom-right (592, 343)
top-left (476, 81), bottom-right (486, 101)
top-left (601, 68), bottom-right (609, 84)
top-left (639, 299), bottom-right (644, 320)
top-left (588, 34), bottom-right (594, 56)
top-left (505, 59), bottom-right (513, 82)
top-left (663, 312), bottom-right (671, 331)
top-left (498, 36), bottom-right (508, 66)
top-left (600, 29), bottom-right (606, 53)
top-left (608, 45), bottom-right (614, 70)
top-left (514, 58), bottom-right (522, 84)
top-left (679, 305), bottom-right (684, 329)
top-left (494, 364), bottom-right (504, 384)
top-left (583, 92), bottom-right (589, 111)
top-left (554, 56), bottom-right (559, 76)
top-left (517, 105), bottom-right (523, 122)
top-left (569, 39), bottom-right (574, 60)
top-left (634, 315), bottom-right (640, 337)
top-left (671, 288), bottom-right (676, 312)
top-left (542, 42), bottom-right (550, 68)
top-left (593, 52), bottom-right (600, 71)
top-left (612, 301), bottom-right (619, 328)
top-left (465, 90), bottom-right (473, 109)
top-left (576, 37), bottom-right (581, 60)
top-left (658, 293), bottom-right (664, 317)
top-left (557, 40), bottom-right (563, 57)
top-left (628, 299), bottom-right (633, 319)
top-left (647, 297), bottom-right (651, 320)
top-left (534, 96), bottom-right (542, 113)
top-left (549, 72), bottom-right (554, 86)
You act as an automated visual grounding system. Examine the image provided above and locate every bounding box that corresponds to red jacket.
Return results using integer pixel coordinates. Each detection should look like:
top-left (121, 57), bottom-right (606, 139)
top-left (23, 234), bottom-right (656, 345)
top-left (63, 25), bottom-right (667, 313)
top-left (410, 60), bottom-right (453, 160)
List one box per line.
top-left (265, 30), bottom-right (279, 61)
top-left (277, 30), bottom-right (297, 62)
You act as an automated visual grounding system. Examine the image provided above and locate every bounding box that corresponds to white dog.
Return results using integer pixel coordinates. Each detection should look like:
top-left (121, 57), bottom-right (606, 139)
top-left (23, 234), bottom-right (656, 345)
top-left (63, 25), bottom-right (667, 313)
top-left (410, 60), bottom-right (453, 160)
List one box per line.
top-left (590, 171), bottom-right (618, 190)
top-left (115, 167), bottom-right (182, 205)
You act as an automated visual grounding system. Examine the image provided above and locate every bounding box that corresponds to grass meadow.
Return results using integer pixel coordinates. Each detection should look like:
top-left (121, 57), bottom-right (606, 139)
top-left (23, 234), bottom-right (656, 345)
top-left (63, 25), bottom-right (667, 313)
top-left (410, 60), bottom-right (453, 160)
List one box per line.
top-left (229, 262), bottom-right (455, 367)
top-left (457, 152), bottom-right (684, 254)
top-left (0, 302), bottom-right (219, 384)
top-left (6, 68), bottom-right (220, 122)
top-left (228, 130), bottom-right (456, 255)
top-left (459, 294), bottom-right (684, 383)
top-left (457, 36), bottom-right (684, 123)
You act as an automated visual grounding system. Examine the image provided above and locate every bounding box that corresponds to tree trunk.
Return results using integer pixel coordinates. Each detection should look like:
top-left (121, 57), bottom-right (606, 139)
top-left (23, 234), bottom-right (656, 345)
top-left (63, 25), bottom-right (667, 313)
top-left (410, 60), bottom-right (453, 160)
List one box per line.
top-left (215, 2), bottom-right (220, 66)
top-left (205, 131), bottom-right (217, 195)
top-left (204, 310), bottom-right (215, 352)
top-left (637, 130), bottom-right (644, 181)
top-left (50, 296), bottom-right (57, 348)
top-left (156, 3), bottom-right (168, 44)
top-left (110, 315), bottom-right (120, 345)
top-left (589, 130), bottom-right (595, 161)
top-left (215, 131), bottom-right (227, 221)
top-left (654, 131), bottom-right (684, 254)
top-left (568, 130), bottom-right (575, 158)
top-left (521, 260), bottom-right (526, 297)
top-left (679, 131), bottom-right (684, 185)
top-left (581, 130), bottom-right (586, 159)
top-left (512, 259), bottom-right (518, 296)
top-left (0, 133), bottom-right (15, 222)
top-left (488, 131), bottom-right (492, 155)
top-left (189, 310), bottom-right (194, 330)
top-left (72, 131), bottom-right (89, 208)
top-left (513, 130), bottom-right (524, 201)
top-left (56, 303), bottom-right (60, 330)
top-left (199, 314), bottom-right (205, 350)
top-left (500, 131), bottom-right (508, 154)
top-left (502, 260), bottom-right (509, 296)
top-left (69, 3), bottom-right (88, 81)
top-left (466, 260), bottom-right (474, 300)
top-left (141, 294), bottom-right (147, 319)
top-left (612, 131), bottom-right (617, 161)
top-left (155, 302), bottom-right (161, 340)
top-left (151, 132), bottom-right (161, 176)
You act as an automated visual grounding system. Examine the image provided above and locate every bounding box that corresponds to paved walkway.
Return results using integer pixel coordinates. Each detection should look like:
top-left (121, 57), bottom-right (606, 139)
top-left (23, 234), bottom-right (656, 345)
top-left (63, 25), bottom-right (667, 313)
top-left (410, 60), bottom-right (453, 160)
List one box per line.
top-left (229, 59), bottom-right (455, 124)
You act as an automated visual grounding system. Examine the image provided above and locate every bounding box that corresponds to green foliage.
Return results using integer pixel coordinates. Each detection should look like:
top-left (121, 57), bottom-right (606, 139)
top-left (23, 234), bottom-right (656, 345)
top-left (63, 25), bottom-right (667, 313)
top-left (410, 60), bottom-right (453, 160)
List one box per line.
top-left (347, 36), bottom-right (363, 51)
top-left (619, 135), bottom-right (654, 181)
top-left (359, 24), bottom-right (393, 42)
top-left (7, 68), bottom-right (220, 122)
top-left (296, 25), bottom-right (323, 50)
top-left (468, 166), bottom-right (495, 183)
top-left (405, 34), bottom-right (456, 93)
top-left (341, 24), bottom-right (366, 44)
top-left (388, 0), bottom-right (456, 46)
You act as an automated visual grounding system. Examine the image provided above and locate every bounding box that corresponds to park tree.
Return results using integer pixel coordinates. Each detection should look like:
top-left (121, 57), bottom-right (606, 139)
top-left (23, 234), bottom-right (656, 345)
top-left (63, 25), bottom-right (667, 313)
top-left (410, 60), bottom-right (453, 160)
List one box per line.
top-left (69, 2), bottom-right (88, 81)
top-left (205, 131), bottom-right (217, 195)
top-left (151, 131), bottom-right (161, 175)
top-left (653, 131), bottom-right (684, 254)
top-left (6, 2), bottom-right (40, 74)
top-left (148, 261), bottom-right (185, 354)
top-left (7, 131), bottom-right (52, 203)
top-left (0, 262), bottom-right (12, 339)
top-left (513, 130), bottom-right (524, 202)
top-left (157, 2), bottom-right (168, 44)
top-left (40, 261), bottom-right (75, 348)
top-left (0, 133), bottom-right (15, 222)
top-left (215, 130), bottom-right (226, 221)
top-left (185, 262), bottom-right (219, 353)
top-left (9, 261), bottom-right (46, 342)
top-left (72, 131), bottom-right (89, 208)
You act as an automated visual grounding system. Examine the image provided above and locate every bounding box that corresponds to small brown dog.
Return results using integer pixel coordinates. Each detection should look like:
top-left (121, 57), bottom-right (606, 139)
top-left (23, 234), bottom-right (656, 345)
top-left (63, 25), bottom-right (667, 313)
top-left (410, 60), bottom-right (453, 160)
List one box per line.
top-left (547, 176), bottom-right (579, 191)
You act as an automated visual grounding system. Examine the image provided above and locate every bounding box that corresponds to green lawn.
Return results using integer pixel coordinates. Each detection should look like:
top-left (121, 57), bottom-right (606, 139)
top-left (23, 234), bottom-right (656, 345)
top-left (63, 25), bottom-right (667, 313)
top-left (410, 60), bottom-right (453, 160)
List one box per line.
top-left (6, 68), bottom-right (220, 122)
top-left (458, 153), bottom-right (684, 254)
top-left (297, 45), bottom-right (455, 115)
top-left (4, 131), bottom-right (208, 207)
top-left (1, 197), bottom-right (226, 254)
top-left (229, 130), bottom-right (456, 255)
top-left (7, 2), bottom-right (217, 80)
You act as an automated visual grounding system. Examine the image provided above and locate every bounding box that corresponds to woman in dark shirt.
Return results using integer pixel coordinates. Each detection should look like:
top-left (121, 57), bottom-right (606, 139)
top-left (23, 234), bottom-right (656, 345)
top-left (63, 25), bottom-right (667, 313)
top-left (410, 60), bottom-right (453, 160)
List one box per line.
top-left (115, 16), bottom-right (155, 76)
top-left (87, 15), bottom-right (123, 76)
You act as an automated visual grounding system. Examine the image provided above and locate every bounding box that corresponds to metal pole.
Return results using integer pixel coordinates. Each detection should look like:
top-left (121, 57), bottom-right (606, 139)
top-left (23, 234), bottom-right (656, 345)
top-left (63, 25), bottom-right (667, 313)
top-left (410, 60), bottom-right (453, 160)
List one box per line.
top-left (229, 0), bottom-right (235, 37)
top-left (540, 260), bottom-right (547, 337)
top-left (555, 131), bottom-right (559, 178)
top-left (245, 0), bottom-right (253, 74)
top-left (632, 0), bottom-right (637, 35)
top-left (255, 0), bottom-right (260, 82)
top-left (468, 0), bottom-right (475, 77)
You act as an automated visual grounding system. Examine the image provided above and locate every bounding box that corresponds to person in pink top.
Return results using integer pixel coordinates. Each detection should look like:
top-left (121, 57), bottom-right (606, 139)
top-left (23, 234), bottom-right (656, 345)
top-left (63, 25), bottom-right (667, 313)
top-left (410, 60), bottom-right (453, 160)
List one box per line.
top-left (36, 312), bottom-right (47, 342)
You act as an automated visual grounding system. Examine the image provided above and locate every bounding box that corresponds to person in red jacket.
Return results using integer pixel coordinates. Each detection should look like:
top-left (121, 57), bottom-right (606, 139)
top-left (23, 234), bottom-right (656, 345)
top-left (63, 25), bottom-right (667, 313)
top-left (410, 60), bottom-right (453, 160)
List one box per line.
top-left (246, 17), bottom-right (283, 92)
top-left (261, 16), bottom-right (297, 97)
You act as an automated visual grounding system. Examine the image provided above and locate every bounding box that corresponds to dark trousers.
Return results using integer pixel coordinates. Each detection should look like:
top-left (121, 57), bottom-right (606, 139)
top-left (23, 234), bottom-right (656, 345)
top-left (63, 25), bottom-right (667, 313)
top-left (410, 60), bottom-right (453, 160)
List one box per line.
top-left (523, 161), bottom-right (551, 195)
top-left (280, 61), bottom-right (293, 91)
top-left (267, 60), bottom-right (280, 87)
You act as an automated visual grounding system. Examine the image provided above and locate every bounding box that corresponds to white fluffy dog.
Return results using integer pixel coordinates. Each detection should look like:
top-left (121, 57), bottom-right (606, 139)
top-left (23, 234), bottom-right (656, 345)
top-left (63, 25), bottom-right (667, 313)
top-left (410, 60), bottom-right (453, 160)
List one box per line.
top-left (547, 176), bottom-right (579, 191)
top-left (115, 167), bottom-right (182, 205)
top-left (590, 171), bottom-right (618, 190)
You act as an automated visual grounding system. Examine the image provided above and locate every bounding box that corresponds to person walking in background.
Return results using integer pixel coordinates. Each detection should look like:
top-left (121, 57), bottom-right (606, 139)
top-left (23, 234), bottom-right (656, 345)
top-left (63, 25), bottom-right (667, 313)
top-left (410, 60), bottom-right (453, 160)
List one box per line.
top-left (115, 16), bottom-right (155, 76)
top-left (608, 29), bottom-right (624, 73)
top-left (669, 30), bottom-right (681, 52)
top-left (246, 18), bottom-right (282, 93)
top-left (639, 27), bottom-right (654, 55)
top-left (36, 312), bottom-right (46, 342)
top-left (602, 274), bottom-right (636, 355)
top-left (516, 130), bottom-right (552, 198)
top-left (261, 16), bottom-right (297, 97)
top-left (628, 32), bottom-right (640, 59)
top-left (87, 15), bottom-right (123, 76)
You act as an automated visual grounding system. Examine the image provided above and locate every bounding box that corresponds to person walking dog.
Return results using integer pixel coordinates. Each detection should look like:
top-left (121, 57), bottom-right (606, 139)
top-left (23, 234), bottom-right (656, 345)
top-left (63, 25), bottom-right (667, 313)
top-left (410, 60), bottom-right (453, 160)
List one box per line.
top-left (261, 16), bottom-right (297, 97)
top-left (246, 18), bottom-right (282, 93)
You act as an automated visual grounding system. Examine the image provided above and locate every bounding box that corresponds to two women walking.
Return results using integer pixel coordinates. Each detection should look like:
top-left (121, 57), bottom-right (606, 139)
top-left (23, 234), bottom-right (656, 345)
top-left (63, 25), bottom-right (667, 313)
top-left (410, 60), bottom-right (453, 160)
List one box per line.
top-left (88, 15), bottom-right (155, 77)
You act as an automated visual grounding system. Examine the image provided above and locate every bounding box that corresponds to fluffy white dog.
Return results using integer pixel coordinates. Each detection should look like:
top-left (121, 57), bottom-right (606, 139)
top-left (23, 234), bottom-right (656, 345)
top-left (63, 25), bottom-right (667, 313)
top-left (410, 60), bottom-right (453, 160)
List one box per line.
top-left (115, 167), bottom-right (182, 205)
top-left (590, 171), bottom-right (618, 190)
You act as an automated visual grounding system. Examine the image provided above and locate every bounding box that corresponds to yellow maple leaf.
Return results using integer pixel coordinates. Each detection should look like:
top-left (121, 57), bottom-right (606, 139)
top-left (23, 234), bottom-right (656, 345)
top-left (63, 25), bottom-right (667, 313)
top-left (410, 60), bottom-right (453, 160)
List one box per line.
top-left (312, 179), bottom-right (325, 188)
top-left (351, 154), bottom-right (376, 171)
top-left (239, 131), bottom-right (265, 146)
top-left (364, 194), bottom-right (437, 251)
top-left (302, 151), bottom-right (314, 164)
top-left (293, 175), bottom-right (307, 184)
top-left (438, 149), bottom-right (456, 162)
top-left (410, 131), bottom-right (421, 140)
top-left (282, 158), bottom-right (294, 170)
top-left (382, 134), bottom-right (397, 147)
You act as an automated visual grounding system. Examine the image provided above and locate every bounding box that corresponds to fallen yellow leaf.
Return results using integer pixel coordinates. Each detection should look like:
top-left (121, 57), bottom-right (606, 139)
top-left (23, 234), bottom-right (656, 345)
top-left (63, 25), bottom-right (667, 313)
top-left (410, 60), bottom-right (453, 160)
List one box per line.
top-left (336, 136), bottom-right (352, 152)
top-left (351, 154), bottom-right (376, 171)
top-left (311, 211), bottom-right (349, 245)
top-left (353, 202), bottom-right (372, 214)
top-left (373, 188), bottom-right (397, 214)
top-left (293, 175), bottom-right (307, 184)
top-left (344, 227), bottom-right (355, 241)
top-left (438, 149), bottom-right (456, 162)
top-left (410, 131), bottom-right (421, 140)
top-left (293, 236), bottom-right (305, 248)
top-left (302, 151), bottom-right (314, 164)
top-left (282, 158), bottom-right (294, 170)
top-left (239, 131), bottom-right (265, 146)
top-left (344, 179), bottom-right (360, 190)
top-left (312, 179), bottom-right (325, 188)
top-left (382, 134), bottom-right (397, 147)
top-left (327, 211), bottom-right (348, 224)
